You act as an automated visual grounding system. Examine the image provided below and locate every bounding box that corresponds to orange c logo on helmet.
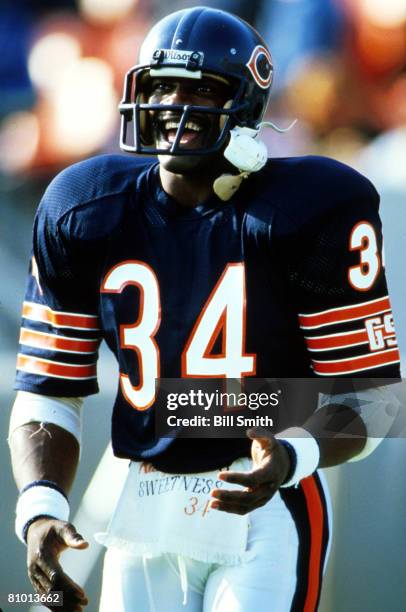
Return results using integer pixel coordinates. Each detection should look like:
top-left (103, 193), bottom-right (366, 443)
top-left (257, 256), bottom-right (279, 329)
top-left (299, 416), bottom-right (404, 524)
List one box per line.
top-left (246, 45), bottom-right (273, 90)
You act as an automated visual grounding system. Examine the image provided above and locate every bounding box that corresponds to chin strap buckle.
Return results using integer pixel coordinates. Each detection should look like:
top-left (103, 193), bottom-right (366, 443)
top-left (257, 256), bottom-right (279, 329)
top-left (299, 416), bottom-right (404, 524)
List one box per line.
top-left (213, 171), bottom-right (250, 202)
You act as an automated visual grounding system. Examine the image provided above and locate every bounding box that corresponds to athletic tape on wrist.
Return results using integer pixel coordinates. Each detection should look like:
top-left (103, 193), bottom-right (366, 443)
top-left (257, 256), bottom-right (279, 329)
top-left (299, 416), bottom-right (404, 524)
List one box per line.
top-left (15, 483), bottom-right (70, 544)
top-left (276, 427), bottom-right (320, 488)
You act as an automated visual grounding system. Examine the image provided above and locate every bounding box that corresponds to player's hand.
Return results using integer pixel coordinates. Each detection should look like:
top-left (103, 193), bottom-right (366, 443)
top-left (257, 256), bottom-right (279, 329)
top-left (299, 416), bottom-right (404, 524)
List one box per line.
top-left (210, 427), bottom-right (291, 515)
top-left (26, 517), bottom-right (89, 611)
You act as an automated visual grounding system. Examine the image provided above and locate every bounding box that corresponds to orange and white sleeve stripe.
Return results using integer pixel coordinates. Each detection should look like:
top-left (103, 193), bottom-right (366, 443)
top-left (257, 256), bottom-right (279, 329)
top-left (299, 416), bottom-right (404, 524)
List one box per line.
top-left (22, 301), bottom-right (100, 331)
top-left (17, 301), bottom-right (101, 382)
top-left (299, 295), bottom-right (400, 376)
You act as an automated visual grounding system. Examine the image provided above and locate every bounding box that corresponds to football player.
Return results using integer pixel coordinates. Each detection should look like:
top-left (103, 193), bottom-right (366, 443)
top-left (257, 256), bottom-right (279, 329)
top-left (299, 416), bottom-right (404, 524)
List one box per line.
top-left (9, 6), bottom-right (401, 612)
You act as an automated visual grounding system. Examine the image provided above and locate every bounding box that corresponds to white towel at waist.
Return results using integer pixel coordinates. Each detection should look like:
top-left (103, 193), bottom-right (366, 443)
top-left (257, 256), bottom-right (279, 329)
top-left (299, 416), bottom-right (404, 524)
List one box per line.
top-left (96, 457), bottom-right (253, 565)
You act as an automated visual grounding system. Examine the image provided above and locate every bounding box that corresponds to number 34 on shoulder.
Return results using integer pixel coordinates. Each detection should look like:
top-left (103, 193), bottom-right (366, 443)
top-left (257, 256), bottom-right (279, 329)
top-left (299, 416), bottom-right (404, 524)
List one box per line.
top-left (299, 219), bottom-right (400, 378)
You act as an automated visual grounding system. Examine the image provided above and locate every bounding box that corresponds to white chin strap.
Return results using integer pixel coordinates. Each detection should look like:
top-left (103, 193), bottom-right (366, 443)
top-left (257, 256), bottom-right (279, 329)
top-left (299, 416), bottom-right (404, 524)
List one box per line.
top-left (213, 120), bottom-right (297, 202)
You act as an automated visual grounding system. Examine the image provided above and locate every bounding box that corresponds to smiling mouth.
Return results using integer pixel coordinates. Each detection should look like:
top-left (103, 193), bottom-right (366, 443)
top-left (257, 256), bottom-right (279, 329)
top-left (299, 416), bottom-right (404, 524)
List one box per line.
top-left (155, 115), bottom-right (208, 148)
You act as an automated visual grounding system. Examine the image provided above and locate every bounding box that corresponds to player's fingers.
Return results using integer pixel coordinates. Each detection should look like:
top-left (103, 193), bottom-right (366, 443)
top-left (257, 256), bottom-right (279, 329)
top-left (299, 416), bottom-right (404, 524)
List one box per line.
top-left (58, 523), bottom-right (89, 549)
top-left (219, 462), bottom-right (279, 488)
top-left (30, 576), bottom-right (43, 595)
top-left (52, 574), bottom-right (88, 607)
top-left (211, 490), bottom-right (273, 514)
top-left (36, 554), bottom-right (63, 584)
top-left (211, 484), bottom-right (276, 511)
top-left (211, 483), bottom-right (275, 507)
top-left (210, 500), bottom-right (248, 515)
top-left (29, 567), bottom-right (49, 595)
top-left (56, 575), bottom-right (88, 606)
top-left (28, 558), bottom-right (55, 593)
top-left (43, 582), bottom-right (88, 610)
top-left (36, 556), bottom-right (88, 606)
top-left (218, 469), bottom-right (260, 487)
top-left (246, 427), bottom-right (276, 446)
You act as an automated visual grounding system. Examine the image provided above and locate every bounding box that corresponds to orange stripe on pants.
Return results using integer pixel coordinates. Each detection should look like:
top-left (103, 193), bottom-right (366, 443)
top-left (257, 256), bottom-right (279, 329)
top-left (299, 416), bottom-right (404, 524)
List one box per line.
top-left (301, 475), bottom-right (324, 612)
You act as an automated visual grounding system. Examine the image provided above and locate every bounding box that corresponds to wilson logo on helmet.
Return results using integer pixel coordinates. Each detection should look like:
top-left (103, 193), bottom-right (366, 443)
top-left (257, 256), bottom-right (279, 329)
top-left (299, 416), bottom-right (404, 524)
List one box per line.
top-left (246, 45), bottom-right (273, 90)
top-left (152, 49), bottom-right (205, 68)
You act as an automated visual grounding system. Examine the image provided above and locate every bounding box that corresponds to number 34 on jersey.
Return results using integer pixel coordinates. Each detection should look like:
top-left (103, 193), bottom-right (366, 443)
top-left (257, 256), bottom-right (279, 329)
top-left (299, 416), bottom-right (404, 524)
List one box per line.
top-left (101, 262), bottom-right (255, 410)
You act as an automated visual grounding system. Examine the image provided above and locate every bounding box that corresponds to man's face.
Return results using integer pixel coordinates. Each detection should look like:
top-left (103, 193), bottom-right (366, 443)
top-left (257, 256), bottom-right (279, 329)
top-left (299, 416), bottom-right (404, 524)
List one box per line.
top-left (146, 75), bottom-right (234, 174)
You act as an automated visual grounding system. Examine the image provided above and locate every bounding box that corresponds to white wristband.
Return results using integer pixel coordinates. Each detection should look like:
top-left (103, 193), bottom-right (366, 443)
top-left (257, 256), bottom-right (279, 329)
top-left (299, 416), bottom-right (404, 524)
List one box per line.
top-left (276, 427), bottom-right (320, 488)
top-left (15, 484), bottom-right (70, 544)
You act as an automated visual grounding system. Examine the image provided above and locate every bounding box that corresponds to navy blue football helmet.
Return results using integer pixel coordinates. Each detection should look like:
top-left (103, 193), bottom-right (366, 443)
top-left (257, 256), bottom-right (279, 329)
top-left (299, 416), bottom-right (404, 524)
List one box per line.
top-left (119, 6), bottom-right (273, 156)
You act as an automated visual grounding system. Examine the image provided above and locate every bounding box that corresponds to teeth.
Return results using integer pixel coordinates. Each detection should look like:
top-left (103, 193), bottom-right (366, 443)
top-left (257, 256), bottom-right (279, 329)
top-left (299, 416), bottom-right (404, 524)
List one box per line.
top-left (163, 120), bottom-right (202, 132)
top-left (185, 121), bottom-right (202, 132)
top-left (164, 121), bottom-right (181, 130)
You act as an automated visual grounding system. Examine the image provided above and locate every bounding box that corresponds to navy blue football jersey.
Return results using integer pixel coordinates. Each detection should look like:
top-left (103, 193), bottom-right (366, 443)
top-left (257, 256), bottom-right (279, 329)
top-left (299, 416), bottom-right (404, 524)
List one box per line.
top-left (15, 154), bottom-right (401, 471)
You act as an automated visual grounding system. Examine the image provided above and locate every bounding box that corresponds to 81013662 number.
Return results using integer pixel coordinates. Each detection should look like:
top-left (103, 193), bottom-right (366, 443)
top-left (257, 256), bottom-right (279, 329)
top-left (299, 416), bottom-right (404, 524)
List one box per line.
top-left (6, 591), bottom-right (63, 606)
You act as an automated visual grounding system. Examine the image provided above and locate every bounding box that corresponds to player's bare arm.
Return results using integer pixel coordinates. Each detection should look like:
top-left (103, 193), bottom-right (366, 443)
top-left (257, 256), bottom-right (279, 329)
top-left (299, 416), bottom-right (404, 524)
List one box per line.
top-left (10, 422), bottom-right (89, 611)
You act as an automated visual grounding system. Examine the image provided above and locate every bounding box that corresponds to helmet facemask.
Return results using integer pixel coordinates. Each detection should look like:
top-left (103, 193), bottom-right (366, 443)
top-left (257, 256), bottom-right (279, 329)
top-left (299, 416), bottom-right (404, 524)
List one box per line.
top-left (119, 66), bottom-right (250, 157)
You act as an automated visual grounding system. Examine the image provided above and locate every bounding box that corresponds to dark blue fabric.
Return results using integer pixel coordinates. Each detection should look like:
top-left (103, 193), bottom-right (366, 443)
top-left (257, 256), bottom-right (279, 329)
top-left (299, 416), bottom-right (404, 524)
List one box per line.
top-left (15, 154), bottom-right (400, 471)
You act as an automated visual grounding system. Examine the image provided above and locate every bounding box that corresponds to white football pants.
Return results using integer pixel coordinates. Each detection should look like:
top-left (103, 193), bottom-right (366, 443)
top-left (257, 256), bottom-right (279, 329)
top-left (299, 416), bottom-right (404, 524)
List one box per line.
top-left (99, 472), bottom-right (331, 612)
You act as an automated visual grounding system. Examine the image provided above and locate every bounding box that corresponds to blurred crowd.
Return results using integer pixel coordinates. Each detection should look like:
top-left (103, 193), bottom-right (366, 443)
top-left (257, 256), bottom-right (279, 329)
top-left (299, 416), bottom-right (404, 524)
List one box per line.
top-left (0, 0), bottom-right (405, 176)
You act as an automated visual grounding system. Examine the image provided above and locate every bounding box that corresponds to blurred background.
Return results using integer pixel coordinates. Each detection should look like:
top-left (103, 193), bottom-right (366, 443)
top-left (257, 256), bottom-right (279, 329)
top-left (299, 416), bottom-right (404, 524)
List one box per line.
top-left (0, 0), bottom-right (405, 610)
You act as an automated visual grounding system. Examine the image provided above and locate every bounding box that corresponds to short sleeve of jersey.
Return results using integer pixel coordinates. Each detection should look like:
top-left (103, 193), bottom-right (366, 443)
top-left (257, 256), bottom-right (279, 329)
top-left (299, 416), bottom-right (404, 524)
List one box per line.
top-left (289, 176), bottom-right (401, 379)
top-left (14, 175), bottom-right (102, 397)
